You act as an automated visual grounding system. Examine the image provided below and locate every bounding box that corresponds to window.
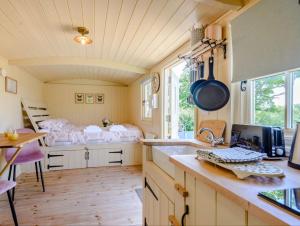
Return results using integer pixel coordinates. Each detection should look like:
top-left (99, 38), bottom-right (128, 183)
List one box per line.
top-left (252, 70), bottom-right (300, 129)
top-left (141, 79), bottom-right (152, 120)
top-left (163, 61), bottom-right (195, 139)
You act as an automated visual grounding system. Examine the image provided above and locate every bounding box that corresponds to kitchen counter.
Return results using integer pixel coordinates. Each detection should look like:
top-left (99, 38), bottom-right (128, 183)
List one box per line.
top-left (170, 154), bottom-right (300, 226)
top-left (140, 138), bottom-right (228, 148)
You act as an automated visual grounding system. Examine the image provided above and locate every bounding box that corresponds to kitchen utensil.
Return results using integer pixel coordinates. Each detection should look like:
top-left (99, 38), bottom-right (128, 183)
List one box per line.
top-left (288, 122), bottom-right (300, 170)
top-left (197, 120), bottom-right (225, 143)
top-left (190, 25), bottom-right (206, 46)
top-left (190, 60), bottom-right (205, 94)
top-left (205, 24), bottom-right (222, 40)
top-left (193, 53), bottom-right (230, 111)
top-left (189, 60), bottom-right (197, 85)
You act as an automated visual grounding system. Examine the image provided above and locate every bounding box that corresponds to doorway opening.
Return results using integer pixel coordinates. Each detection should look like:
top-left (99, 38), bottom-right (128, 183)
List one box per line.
top-left (163, 61), bottom-right (196, 139)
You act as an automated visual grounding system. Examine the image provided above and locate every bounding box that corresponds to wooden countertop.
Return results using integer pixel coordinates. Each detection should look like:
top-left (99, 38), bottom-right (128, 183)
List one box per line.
top-left (170, 155), bottom-right (300, 226)
top-left (140, 138), bottom-right (228, 148)
top-left (0, 133), bottom-right (46, 148)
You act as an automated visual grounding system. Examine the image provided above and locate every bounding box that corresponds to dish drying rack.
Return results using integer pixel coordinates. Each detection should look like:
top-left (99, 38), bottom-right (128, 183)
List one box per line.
top-left (196, 147), bottom-right (285, 179)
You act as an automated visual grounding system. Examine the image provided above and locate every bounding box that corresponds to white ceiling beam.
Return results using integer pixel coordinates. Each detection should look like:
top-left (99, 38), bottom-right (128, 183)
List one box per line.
top-left (9, 57), bottom-right (148, 75)
top-left (194, 0), bottom-right (244, 9)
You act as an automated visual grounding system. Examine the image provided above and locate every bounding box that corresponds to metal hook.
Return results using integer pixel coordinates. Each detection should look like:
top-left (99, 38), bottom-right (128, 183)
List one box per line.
top-left (200, 54), bottom-right (204, 62)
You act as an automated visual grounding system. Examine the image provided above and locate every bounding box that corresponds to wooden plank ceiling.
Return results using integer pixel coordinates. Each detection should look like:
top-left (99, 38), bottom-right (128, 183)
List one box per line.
top-left (0, 0), bottom-right (235, 85)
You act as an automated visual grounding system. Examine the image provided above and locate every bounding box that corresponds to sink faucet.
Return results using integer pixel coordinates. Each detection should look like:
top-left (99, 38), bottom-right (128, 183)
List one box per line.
top-left (197, 128), bottom-right (224, 147)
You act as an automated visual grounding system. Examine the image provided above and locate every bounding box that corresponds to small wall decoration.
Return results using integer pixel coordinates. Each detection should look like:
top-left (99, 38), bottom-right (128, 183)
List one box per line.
top-left (151, 72), bottom-right (160, 93)
top-left (5, 77), bottom-right (17, 94)
top-left (75, 93), bottom-right (84, 104)
top-left (85, 93), bottom-right (94, 104)
top-left (95, 94), bottom-right (104, 104)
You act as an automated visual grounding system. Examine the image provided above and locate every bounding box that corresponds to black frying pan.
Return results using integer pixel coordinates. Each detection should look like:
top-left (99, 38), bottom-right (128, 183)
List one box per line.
top-left (190, 60), bottom-right (205, 94)
top-left (193, 56), bottom-right (230, 111)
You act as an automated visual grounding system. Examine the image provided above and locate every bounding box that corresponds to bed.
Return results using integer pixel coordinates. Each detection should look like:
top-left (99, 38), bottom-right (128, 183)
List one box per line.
top-left (39, 120), bottom-right (143, 147)
top-left (21, 100), bottom-right (143, 171)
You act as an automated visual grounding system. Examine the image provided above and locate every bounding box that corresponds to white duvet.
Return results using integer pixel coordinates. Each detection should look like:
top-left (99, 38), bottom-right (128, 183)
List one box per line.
top-left (39, 119), bottom-right (143, 146)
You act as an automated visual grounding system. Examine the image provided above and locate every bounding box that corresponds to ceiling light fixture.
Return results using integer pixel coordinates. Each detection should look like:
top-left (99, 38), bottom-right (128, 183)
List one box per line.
top-left (74, 27), bottom-right (93, 45)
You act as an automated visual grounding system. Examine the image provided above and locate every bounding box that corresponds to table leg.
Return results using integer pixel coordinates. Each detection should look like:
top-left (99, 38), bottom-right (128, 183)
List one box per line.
top-left (0, 146), bottom-right (22, 177)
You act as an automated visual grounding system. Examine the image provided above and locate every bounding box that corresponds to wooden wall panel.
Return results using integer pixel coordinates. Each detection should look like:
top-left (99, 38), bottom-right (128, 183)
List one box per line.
top-left (44, 80), bottom-right (130, 125)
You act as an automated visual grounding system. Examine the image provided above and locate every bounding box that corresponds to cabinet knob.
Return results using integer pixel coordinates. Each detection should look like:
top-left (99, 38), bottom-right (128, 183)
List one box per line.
top-left (168, 215), bottom-right (180, 226)
top-left (175, 183), bottom-right (189, 197)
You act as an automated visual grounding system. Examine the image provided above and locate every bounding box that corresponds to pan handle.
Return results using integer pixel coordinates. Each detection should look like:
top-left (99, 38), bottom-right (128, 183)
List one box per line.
top-left (198, 61), bottom-right (204, 79)
top-left (207, 56), bottom-right (215, 80)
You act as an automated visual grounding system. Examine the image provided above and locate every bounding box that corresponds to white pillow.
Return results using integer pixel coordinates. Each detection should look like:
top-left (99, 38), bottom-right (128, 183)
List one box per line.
top-left (109, 125), bottom-right (127, 132)
top-left (38, 119), bottom-right (69, 130)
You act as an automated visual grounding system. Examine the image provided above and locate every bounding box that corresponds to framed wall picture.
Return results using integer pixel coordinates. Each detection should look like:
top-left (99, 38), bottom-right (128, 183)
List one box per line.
top-left (5, 77), bottom-right (17, 94)
top-left (85, 93), bottom-right (94, 104)
top-left (75, 93), bottom-right (84, 104)
top-left (95, 94), bottom-right (104, 104)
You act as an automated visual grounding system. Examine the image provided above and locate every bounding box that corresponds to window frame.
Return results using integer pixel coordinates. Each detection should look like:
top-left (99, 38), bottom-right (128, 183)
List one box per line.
top-left (250, 69), bottom-right (299, 133)
top-left (141, 78), bottom-right (153, 121)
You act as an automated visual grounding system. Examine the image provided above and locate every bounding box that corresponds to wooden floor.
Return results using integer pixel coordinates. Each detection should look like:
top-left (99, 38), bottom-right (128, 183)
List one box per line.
top-left (0, 166), bottom-right (143, 226)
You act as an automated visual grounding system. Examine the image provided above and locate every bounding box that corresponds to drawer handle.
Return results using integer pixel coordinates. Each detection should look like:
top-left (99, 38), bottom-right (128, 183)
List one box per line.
top-left (175, 183), bottom-right (189, 197)
top-left (109, 150), bottom-right (123, 154)
top-left (168, 215), bottom-right (180, 226)
top-left (48, 154), bottom-right (64, 158)
top-left (108, 160), bottom-right (122, 164)
top-left (47, 164), bottom-right (64, 169)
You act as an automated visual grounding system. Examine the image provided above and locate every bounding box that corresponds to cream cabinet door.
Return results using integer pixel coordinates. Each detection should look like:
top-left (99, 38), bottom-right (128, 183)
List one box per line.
top-left (144, 174), bottom-right (174, 226)
top-left (47, 150), bottom-right (87, 170)
top-left (217, 193), bottom-right (247, 226)
top-left (144, 175), bottom-right (160, 226)
top-left (185, 174), bottom-right (216, 226)
top-left (88, 148), bottom-right (122, 167)
top-left (248, 213), bottom-right (270, 226)
top-left (174, 167), bottom-right (186, 225)
top-left (159, 190), bottom-right (175, 226)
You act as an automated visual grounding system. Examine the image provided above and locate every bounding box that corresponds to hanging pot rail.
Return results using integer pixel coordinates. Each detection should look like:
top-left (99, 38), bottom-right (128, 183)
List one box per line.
top-left (178, 38), bottom-right (227, 62)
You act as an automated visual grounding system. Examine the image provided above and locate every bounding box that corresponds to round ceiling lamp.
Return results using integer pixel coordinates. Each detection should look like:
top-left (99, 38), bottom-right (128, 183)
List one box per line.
top-left (74, 27), bottom-right (93, 45)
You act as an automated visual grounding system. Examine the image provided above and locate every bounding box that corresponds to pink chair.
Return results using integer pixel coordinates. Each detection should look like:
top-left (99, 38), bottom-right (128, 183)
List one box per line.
top-left (0, 180), bottom-right (18, 225)
top-left (5, 128), bottom-right (45, 201)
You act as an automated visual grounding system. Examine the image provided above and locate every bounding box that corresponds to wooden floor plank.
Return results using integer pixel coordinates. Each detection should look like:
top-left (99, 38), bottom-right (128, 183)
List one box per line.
top-left (0, 166), bottom-right (142, 226)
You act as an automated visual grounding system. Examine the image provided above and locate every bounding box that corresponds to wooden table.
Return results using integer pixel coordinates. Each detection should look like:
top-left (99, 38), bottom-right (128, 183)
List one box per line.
top-left (0, 133), bottom-right (46, 177)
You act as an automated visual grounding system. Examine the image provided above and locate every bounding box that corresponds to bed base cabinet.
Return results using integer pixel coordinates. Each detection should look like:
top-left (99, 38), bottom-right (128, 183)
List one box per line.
top-left (88, 148), bottom-right (123, 167)
top-left (42, 143), bottom-right (142, 171)
top-left (123, 143), bottom-right (142, 166)
top-left (47, 150), bottom-right (87, 170)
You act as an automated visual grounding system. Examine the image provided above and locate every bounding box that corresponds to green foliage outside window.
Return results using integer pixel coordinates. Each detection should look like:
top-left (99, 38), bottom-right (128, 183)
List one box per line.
top-left (254, 72), bottom-right (300, 128)
top-left (254, 74), bottom-right (285, 127)
top-left (179, 67), bottom-right (194, 132)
